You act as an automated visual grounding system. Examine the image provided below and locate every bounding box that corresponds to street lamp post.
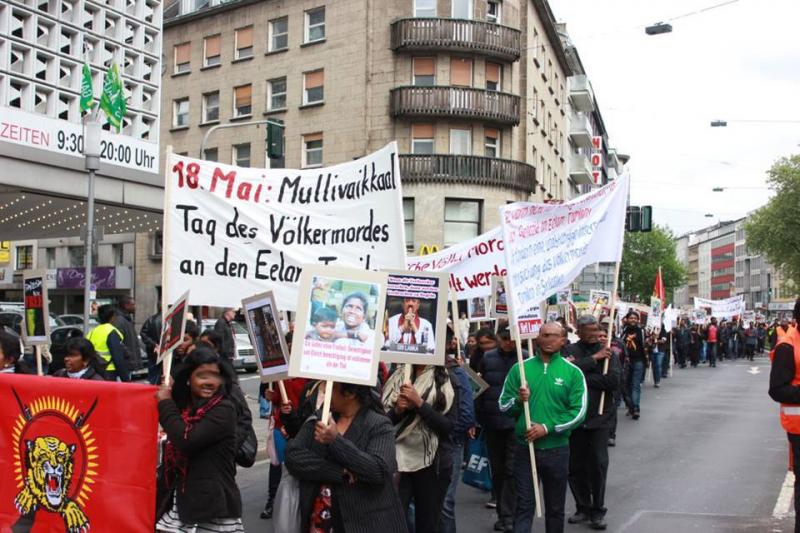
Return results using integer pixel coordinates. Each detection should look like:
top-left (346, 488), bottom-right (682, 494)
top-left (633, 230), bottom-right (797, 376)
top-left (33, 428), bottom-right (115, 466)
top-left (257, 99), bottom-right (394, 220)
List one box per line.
top-left (82, 120), bottom-right (102, 333)
top-left (199, 119), bottom-right (285, 159)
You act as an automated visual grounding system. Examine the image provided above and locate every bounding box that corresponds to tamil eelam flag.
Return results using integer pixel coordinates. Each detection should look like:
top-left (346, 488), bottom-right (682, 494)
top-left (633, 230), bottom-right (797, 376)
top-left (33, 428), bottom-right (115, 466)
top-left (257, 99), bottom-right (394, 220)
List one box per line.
top-left (0, 375), bottom-right (158, 532)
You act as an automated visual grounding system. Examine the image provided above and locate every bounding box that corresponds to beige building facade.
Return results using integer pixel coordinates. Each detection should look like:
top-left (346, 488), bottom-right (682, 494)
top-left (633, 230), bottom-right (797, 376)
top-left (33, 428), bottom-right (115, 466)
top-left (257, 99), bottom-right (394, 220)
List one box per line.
top-left (161, 0), bottom-right (573, 253)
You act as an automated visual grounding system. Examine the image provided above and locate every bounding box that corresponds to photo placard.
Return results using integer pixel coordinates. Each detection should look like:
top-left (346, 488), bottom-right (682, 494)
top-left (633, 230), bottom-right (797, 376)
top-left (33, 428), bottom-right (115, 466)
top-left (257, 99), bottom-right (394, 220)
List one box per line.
top-left (379, 270), bottom-right (448, 366)
top-left (242, 291), bottom-right (290, 382)
top-left (462, 364), bottom-right (490, 399)
top-left (490, 275), bottom-right (508, 318)
top-left (157, 290), bottom-right (190, 364)
top-left (22, 270), bottom-right (50, 346)
top-left (468, 296), bottom-right (489, 322)
top-left (289, 265), bottom-right (387, 386)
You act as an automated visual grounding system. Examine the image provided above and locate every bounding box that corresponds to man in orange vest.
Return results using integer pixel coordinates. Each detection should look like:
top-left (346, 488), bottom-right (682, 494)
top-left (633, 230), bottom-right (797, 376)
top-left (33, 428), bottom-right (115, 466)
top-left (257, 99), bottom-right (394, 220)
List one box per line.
top-left (768, 325), bottom-right (800, 532)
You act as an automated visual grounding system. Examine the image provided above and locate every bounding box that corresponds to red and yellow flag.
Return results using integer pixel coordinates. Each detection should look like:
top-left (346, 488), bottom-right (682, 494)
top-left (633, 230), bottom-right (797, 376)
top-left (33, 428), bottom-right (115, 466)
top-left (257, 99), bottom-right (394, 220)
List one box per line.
top-left (0, 375), bottom-right (158, 532)
top-left (653, 266), bottom-right (665, 302)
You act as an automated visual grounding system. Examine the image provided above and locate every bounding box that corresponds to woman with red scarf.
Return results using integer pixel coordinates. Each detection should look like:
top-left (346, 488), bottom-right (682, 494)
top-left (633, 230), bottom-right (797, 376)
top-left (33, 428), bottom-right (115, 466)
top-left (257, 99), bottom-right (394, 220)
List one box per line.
top-left (155, 345), bottom-right (243, 532)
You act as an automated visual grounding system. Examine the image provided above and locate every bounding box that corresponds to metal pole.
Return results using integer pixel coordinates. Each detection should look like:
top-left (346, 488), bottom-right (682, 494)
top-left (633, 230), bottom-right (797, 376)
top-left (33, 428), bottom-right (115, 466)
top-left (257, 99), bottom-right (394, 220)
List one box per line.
top-left (83, 120), bottom-right (101, 333)
top-left (199, 119), bottom-right (284, 158)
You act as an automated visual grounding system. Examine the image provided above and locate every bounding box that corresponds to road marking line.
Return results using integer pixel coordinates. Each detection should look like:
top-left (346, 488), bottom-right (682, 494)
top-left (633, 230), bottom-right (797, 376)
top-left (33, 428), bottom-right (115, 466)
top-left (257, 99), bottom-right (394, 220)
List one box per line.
top-left (773, 470), bottom-right (794, 519)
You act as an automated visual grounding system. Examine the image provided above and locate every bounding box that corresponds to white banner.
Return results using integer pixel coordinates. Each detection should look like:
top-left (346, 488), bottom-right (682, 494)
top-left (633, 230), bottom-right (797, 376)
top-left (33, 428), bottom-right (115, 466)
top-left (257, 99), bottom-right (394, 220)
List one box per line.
top-left (406, 227), bottom-right (505, 299)
top-left (500, 174), bottom-right (629, 319)
top-left (693, 295), bottom-right (745, 319)
top-left (164, 143), bottom-right (406, 310)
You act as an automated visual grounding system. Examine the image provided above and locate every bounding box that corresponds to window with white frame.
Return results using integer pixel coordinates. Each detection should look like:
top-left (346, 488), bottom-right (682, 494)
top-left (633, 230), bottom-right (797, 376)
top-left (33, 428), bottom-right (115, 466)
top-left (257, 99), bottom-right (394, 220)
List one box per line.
top-left (235, 26), bottom-right (253, 59)
top-left (173, 98), bottom-right (189, 127)
top-left (452, 0), bottom-right (472, 19)
top-left (303, 70), bottom-right (324, 105)
top-left (267, 77), bottom-right (287, 110)
top-left (411, 123), bottom-right (434, 154)
top-left (403, 198), bottom-right (415, 252)
top-left (174, 42), bottom-right (190, 73)
top-left (449, 128), bottom-right (472, 155)
top-left (303, 133), bottom-right (323, 167)
top-left (233, 84), bottom-right (252, 117)
top-left (412, 57), bottom-right (435, 86)
top-left (487, 0), bottom-right (500, 23)
top-left (305, 7), bottom-right (325, 43)
top-left (203, 34), bottom-right (220, 67)
top-left (15, 245), bottom-right (34, 270)
top-left (444, 199), bottom-right (481, 246)
top-left (233, 143), bottom-right (251, 167)
top-left (414, 0), bottom-right (436, 17)
top-left (202, 91), bottom-right (219, 123)
top-left (269, 17), bottom-right (288, 51)
top-left (484, 127), bottom-right (499, 158)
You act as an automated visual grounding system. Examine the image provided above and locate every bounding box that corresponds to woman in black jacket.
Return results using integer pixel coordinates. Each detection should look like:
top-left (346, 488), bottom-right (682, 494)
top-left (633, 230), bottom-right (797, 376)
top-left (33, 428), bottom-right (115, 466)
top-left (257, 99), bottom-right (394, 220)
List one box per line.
top-left (383, 364), bottom-right (457, 533)
top-left (155, 346), bottom-right (243, 532)
top-left (286, 382), bottom-right (407, 533)
top-left (52, 338), bottom-right (106, 381)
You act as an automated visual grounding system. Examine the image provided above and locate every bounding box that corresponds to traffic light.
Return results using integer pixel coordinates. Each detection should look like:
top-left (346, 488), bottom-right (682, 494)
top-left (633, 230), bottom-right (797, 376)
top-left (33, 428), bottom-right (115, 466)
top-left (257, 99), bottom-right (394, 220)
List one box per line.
top-left (626, 206), bottom-right (641, 232)
top-left (266, 120), bottom-right (284, 159)
top-left (640, 206), bottom-right (653, 232)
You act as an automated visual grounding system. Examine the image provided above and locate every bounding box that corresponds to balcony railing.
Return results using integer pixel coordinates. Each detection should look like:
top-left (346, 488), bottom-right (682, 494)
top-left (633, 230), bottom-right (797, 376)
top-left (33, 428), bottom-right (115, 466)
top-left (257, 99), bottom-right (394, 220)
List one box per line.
top-left (399, 154), bottom-right (536, 193)
top-left (391, 86), bottom-right (520, 126)
top-left (391, 18), bottom-right (521, 62)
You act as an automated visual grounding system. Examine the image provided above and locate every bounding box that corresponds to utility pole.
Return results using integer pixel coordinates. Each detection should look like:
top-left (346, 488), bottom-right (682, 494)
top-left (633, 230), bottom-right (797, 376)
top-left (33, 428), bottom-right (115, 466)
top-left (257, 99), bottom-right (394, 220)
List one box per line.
top-left (82, 120), bottom-right (102, 333)
top-left (199, 119), bottom-right (285, 159)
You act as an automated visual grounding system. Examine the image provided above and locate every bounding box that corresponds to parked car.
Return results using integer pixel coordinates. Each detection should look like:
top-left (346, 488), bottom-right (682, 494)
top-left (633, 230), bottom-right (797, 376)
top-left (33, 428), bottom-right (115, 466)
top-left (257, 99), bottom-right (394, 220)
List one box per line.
top-left (58, 314), bottom-right (99, 328)
top-left (0, 310), bottom-right (65, 336)
top-left (200, 318), bottom-right (258, 372)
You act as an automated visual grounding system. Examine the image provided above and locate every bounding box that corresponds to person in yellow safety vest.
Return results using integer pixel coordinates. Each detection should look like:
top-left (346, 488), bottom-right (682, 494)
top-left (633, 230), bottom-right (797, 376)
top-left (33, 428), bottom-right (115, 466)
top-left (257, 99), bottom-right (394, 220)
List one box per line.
top-left (768, 325), bottom-right (800, 533)
top-left (86, 304), bottom-right (130, 382)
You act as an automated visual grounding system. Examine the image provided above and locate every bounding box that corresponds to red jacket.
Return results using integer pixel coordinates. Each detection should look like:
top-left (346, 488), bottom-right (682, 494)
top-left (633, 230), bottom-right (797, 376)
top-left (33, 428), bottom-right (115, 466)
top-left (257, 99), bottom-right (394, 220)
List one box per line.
top-left (271, 378), bottom-right (307, 431)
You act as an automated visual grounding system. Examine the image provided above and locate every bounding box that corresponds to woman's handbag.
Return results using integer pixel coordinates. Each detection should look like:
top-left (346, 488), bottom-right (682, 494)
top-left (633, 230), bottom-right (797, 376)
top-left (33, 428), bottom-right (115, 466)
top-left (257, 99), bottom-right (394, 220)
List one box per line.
top-left (272, 464), bottom-right (302, 533)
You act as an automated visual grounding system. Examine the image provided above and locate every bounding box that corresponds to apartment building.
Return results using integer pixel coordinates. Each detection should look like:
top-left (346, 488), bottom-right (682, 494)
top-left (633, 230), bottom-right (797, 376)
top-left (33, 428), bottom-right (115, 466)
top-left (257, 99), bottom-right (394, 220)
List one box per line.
top-left (160, 0), bottom-right (574, 252)
top-left (673, 218), bottom-right (796, 313)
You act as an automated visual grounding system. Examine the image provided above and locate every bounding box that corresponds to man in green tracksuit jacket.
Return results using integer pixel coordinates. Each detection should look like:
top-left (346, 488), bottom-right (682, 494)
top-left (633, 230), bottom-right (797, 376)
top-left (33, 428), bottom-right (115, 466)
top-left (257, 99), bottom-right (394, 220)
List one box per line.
top-left (499, 321), bottom-right (587, 533)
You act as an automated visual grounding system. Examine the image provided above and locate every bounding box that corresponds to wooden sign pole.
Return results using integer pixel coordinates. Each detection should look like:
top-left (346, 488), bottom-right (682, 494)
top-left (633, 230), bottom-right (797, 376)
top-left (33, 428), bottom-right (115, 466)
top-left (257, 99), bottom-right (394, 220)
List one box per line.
top-left (598, 251), bottom-right (624, 415)
top-left (161, 145), bottom-right (174, 385)
top-left (35, 345), bottom-right (43, 376)
top-left (321, 379), bottom-right (333, 424)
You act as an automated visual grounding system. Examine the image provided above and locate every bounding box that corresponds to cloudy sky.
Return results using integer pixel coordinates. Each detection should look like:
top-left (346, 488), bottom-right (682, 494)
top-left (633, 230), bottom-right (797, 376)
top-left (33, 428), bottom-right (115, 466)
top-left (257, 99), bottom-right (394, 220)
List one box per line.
top-left (551, 0), bottom-right (800, 236)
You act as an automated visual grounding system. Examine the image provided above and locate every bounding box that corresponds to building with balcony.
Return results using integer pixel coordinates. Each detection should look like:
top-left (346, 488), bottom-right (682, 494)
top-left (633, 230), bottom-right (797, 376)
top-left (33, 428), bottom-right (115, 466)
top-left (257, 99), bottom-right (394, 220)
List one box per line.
top-left (673, 218), bottom-right (796, 315)
top-left (160, 0), bottom-right (574, 254)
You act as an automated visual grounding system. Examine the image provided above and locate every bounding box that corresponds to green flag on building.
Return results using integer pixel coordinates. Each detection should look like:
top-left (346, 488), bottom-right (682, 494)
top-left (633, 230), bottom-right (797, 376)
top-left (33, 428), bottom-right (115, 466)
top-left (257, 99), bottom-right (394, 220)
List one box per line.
top-left (99, 63), bottom-right (127, 132)
top-left (80, 64), bottom-right (95, 113)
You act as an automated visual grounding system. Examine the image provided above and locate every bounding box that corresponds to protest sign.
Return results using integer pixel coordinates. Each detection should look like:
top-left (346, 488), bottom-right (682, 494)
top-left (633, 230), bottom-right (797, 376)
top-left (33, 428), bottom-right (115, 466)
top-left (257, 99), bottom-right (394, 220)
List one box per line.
top-left (490, 275), bottom-right (508, 317)
top-left (379, 271), bottom-right (448, 366)
top-left (516, 306), bottom-right (543, 340)
top-left (500, 175), bottom-right (629, 320)
top-left (22, 270), bottom-right (50, 346)
top-left (590, 290), bottom-right (611, 316)
top-left (742, 310), bottom-right (756, 323)
top-left (693, 295), bottom-right (745, 320)
top-left (468, 296), bottom-right (489, 322)
top-left (157, 290), bottom-right (189, 365)
top-left (407, 228), bottom-right (505, 299)
top-left (463, 364), bottom-right (490, 399)
top-left (556, 290), bottom-right (571, 305)
top-left (289, 265), bottom-right (387, 386)
top-left (647, 297), bottom-right (663, 330)
top-left (164, 143), bottom-right (405, 311)
top-left (242, 291), bottom-right (290, 382)
top-left (692, 308), bottom-right (708, 325)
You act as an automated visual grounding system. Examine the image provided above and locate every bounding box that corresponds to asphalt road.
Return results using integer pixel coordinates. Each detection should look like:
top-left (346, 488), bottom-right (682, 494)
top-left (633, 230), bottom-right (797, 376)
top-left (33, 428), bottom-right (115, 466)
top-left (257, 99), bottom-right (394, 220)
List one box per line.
top-left (233, 354), bottom-right (795, 532)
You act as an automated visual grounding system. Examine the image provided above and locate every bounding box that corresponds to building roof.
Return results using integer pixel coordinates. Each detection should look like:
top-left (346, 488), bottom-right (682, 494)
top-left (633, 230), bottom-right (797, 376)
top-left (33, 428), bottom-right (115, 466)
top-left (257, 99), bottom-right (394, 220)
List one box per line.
top-left (532, 0), bottom-right (572, 77)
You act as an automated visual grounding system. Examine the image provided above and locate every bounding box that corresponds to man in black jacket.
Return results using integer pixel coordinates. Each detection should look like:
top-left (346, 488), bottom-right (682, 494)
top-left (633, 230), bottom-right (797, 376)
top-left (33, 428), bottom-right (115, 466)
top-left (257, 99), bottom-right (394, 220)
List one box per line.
top-left (214, 308), bottom-right (237, 361)
top-left (112, 295), bottom-right (140, 367)
top-left (622, 311), bottom-right (647, 419)
top-left (477, 326), bottom-right (527, 532)
top-left (564, 315), bottom-right (620, 530)
top-left (140, 303), bottom-right (162, 385)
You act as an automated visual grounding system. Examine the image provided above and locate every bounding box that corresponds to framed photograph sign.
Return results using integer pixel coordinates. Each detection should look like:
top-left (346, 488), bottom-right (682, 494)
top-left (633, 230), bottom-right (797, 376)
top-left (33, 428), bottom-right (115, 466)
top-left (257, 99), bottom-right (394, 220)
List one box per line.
top-left (242, 291), bottom-right (290, 382)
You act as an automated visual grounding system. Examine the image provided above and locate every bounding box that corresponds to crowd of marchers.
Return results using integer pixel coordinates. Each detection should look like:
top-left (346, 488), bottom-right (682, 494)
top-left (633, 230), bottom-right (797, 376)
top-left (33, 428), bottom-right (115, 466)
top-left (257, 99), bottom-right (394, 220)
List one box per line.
top-left (1, 297), bottom-right (796, 533)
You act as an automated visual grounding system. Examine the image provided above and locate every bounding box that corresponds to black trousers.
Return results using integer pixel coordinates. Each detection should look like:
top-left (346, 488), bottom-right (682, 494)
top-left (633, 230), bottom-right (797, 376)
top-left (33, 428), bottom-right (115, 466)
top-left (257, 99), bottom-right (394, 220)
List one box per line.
top-left (568, 427), bottom-right (610, 519)
top-left (399, 462), bottom-right (452, 533)
top-left (788, 433), bottom-right (800, 533)
top-left (486, 427), bottom-right (518, 526)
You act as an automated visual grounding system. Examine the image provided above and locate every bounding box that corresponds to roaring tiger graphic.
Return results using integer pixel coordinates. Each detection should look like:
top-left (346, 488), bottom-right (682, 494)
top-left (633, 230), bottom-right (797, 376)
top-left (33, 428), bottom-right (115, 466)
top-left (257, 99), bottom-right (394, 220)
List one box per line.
top-left (14, 436), bottom-right (90, 533)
